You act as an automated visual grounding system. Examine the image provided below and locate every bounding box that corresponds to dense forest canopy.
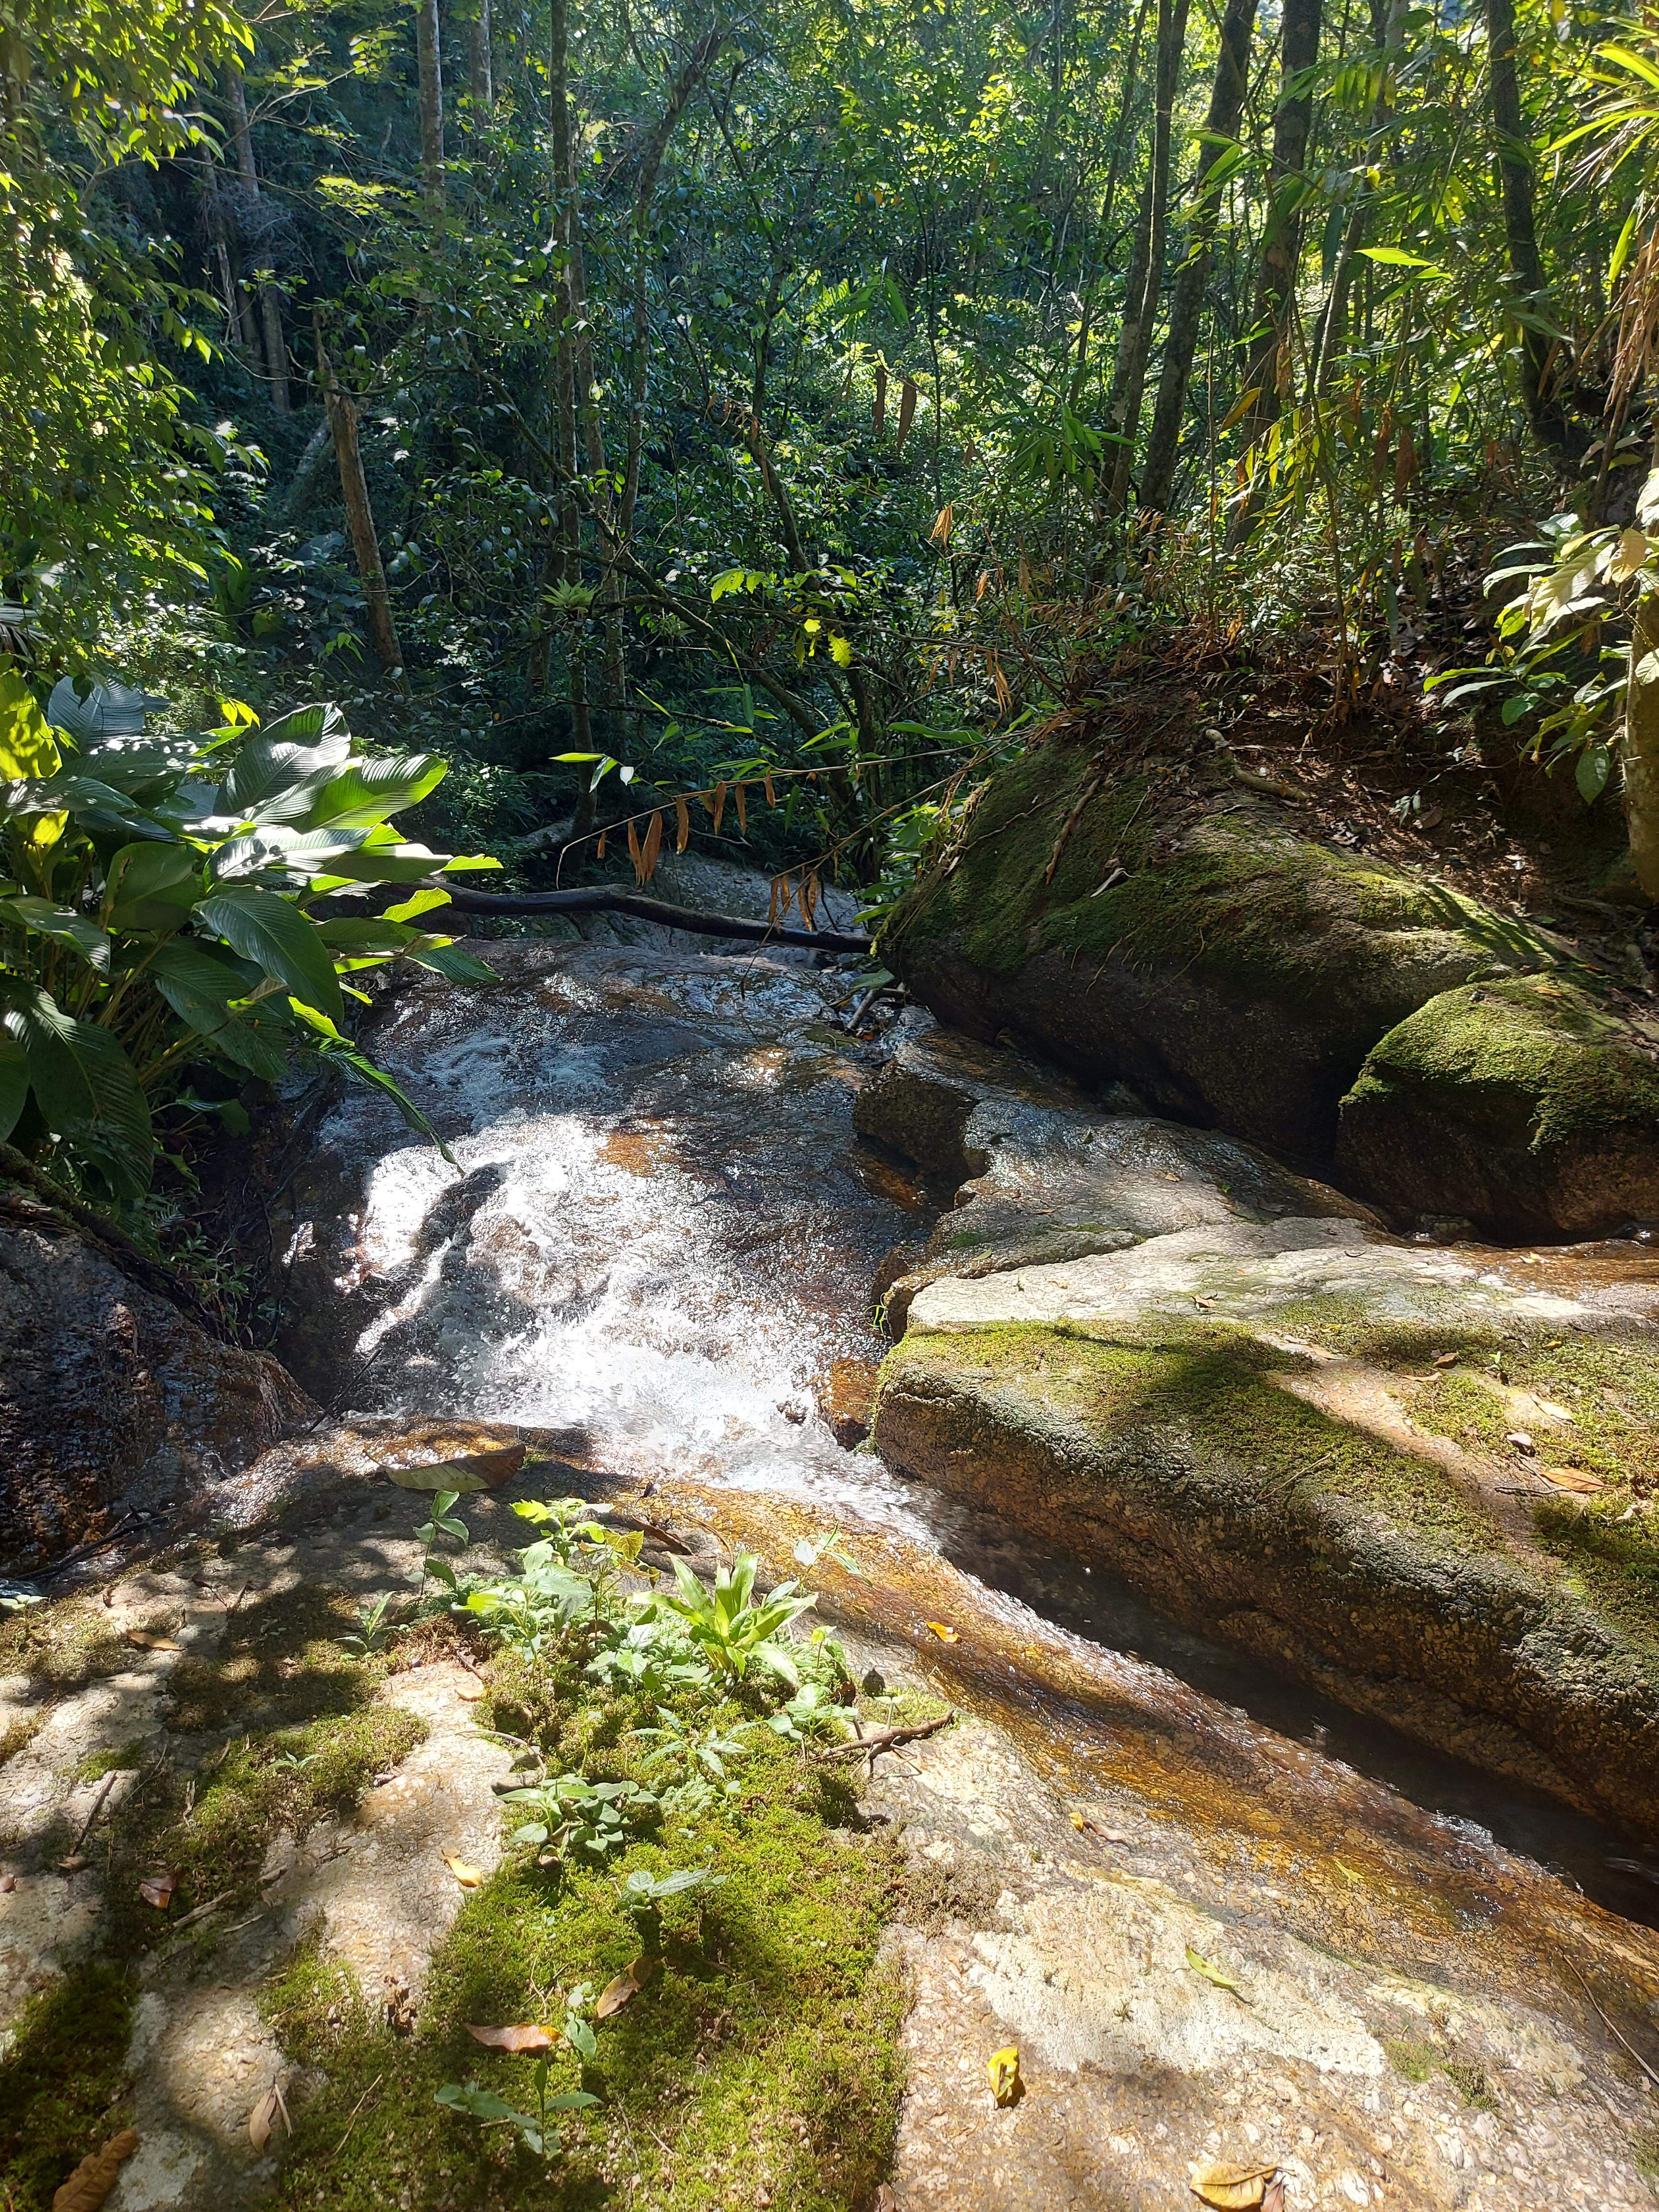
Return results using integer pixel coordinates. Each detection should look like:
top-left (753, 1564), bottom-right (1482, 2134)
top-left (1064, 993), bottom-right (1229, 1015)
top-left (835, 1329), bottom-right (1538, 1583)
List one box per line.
top-left (4, 0), bottom-right (1659, 1208)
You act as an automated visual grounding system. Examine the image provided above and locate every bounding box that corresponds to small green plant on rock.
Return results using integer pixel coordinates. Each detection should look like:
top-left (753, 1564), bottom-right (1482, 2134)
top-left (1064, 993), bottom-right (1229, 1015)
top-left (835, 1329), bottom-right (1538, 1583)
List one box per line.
top-left (645, 1552), bottom-right (816, 1686)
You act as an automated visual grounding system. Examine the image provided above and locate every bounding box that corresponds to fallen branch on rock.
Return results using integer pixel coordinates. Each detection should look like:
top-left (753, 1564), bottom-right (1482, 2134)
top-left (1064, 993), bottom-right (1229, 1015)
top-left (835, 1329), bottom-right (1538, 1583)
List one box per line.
top-left (816, 1709), bottom-right (955, 1769)
top-left (441, 882), bottom-right (872, 955)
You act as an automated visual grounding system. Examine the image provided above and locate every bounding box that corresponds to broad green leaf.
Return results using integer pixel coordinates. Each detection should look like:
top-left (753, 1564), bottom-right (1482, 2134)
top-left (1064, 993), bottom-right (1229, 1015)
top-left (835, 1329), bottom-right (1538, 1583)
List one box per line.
top-left (0, 672), bottom-right (60, 780)
top-left (195, 886), bottom-right (343, 1020)
top-left (45, 675), bottom-right (168, 744)
top-left (105, 842), bottom-right (199, 931)
top-left (1358, 245), bottom-right (1445, 275)
top-left (384, 886), bottom-right (453, 924)
top-left (0, 897), bottom-right (113, 972)
top-left (405, 939), bottom-right (501, 983)
top-left (0, 986), bottom-right (152, 1195)
top-left (208, 823), bottom-right (373, 882)
top-left (1575, 745), bottom-right (1613, 803)
top-left (306, 753), bottom-right (448, 828)
top-left (316, 918), bottom-right (417, 953)
top-left (0, 1031), bottom-right (27, 1141)
top-left (219, 715), bottom-right (351, 820)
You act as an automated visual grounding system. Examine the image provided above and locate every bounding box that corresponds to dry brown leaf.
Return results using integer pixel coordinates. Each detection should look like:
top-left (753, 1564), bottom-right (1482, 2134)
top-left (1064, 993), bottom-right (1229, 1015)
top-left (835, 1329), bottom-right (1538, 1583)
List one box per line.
top-left (138, 1871), bottom-right (177, 1909)
top-left (1542, 1465), bottom-right (1605, 1493)
top-left (1261, 2182), bottom-right (1286, 2212)
top-left (1433, 1350), bottom-right (1460, 1368)
top-left (987, 2044), bottom-right (1021, 2106)
top-left (1506, 1430), bottom-right (1536, 1454)
top-left (125, 1628), bottom-right (178, 1652)
top-left (733, 782), bottom-right (748, 834)
top-left (248, 2080), bottom-right (290, 2154)
top-left (1189, 2158), bottom-right (1278, 2209)
top-left (466, 2022), bottom-right (556, 2052)
top-left (674, 794), bottom-right (690, 852)
top-left (924, 1621), bottom-right (960, 1644)
top-left (441, 1850), bottom-right (484, 1888)
top-left (51, 2127), bottom-right (139, 2212)
top-left (711, 781), bottom-right (728, 833)
top-left (641, 808), bottom-right (664, 883)
top-left (596, 1958), bottom-right (652, 2019)
top-left (455, 1675), bottom-right (487, 1703)
top-left (0, 1872), bottom-right (16, 1892)
top-left (55, 1854), bottom-right (87, 1874)
top-left (873, 2190), bottom-right (897, 2212)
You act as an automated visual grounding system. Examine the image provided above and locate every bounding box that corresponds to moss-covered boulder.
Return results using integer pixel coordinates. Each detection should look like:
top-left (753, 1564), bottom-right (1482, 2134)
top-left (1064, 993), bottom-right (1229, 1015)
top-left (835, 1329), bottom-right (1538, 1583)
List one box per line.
top-left (882, 740), bottom-right (1556, 1170)
top-left (875, 1219), bottom-right (1659, 1839)
top-left (1336, 975), bottom-right (1659, 1238)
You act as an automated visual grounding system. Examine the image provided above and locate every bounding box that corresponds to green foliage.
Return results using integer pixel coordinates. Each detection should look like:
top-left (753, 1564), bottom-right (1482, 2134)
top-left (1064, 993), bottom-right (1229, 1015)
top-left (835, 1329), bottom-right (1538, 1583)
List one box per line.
top-left (644, 1554), bottom-right (818, 1688)
top-left (0, 675), bottom-right (495, 1196)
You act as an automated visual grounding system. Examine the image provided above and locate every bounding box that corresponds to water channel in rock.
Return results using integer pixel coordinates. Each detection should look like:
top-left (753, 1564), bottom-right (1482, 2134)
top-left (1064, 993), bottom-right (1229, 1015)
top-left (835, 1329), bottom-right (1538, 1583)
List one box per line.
top-left (272, 936), bottom-right (1659, 1941)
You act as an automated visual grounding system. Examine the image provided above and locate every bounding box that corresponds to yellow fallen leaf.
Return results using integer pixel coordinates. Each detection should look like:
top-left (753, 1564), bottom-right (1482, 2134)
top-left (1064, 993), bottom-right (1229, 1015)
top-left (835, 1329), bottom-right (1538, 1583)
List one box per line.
top-left (1185, 1945), bottom-right (1251, 2002)
top-left (441, 1850), bottom-right (484, 1888)
top-left (51, 2128), bottom-right (139, 2212)
top-left (925, 1621), bottom-right (960, 1643)
top-left (138, 1870), bottom-right (177, 1909)
top-left (1333, 1859), bottom-right (1361, 1885)
top-left (1542, 1466), bottom-right (1604, 1493)
top-left (1189, 2158), bottom-right (1278, 2210)
top-left (466, 2022), bottom-right (556, 2052)
top-left (456, 1673), bottom-right (487, 1702)
top-left (987, 2045), bottom-right (1021, 2106)
top-left (125, 1628), bottom-right (179, 1652)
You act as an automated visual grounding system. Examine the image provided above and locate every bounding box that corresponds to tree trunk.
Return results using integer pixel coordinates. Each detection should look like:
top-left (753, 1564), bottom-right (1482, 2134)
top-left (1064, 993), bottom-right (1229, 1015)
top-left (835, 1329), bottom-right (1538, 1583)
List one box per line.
top-left (223, 68), bottom-right (289, 413)
top-left (1236, 0), bottom-right (1322, 443)
top-left (415, 0), bottom-right (445, 207)
top-left (1136, 0), bottom-right (1260, 515)
top-left (469, 0), bottom-right (492, 111)
top-left (1626, 583), bottom-right (1659, 901)
top-left (1311, 0), bottom-right (1394, 389)
top-left (318, 327), bottom-right (407, 690)
top-left (1069, 0), bottom-right (1153, 391)
top-left (1486, 0), bottom-right (1565, 446)
top-left (1103, 0), bottom-right (1189, 512)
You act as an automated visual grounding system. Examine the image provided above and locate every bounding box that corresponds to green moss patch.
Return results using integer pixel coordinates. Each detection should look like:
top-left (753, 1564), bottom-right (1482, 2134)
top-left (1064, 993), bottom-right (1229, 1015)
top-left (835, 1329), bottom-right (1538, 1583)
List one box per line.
top-left (265, 1698), bottom-right (907, 2211)
top-left (0, 1961), bottom-right (135, 2210)
top-left (1342, 977), bottom-right (1659, 1152)
top-left (889, 1320), bottom-right (1502, 1556)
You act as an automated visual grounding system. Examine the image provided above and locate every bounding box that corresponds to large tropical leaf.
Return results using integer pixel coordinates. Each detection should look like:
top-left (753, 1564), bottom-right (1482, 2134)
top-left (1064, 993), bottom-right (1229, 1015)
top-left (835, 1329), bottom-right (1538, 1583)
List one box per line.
top-left (0, 1031), bottom-right (27, 1142)
top-left (305, 753), bottom-right (447, 829)
top-left (218, 711), bottom-right (352, 822)
top-left (0, 985), bottom-right (153, 1195)
top-left (208, 823), bottom-right (373, 883)
top-left (0, 671), bottom-right (61, 780)
top-left (0, 897), bottom-right (113, 972)
top-left (105, 842), bottom-right (200, 932)
top-left (194, 885), bottom-right (344, 1019)
top-left (149, 942), bottom-right (289, 1080)
top-left (45, 676), bottom-right (169, 744)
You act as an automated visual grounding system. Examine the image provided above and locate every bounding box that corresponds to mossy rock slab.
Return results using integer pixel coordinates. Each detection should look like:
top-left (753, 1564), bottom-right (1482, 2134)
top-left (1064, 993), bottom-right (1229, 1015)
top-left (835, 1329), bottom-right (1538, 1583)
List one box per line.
top-left (858, 1023), bottom-right (1375, 1327)
top-left (881, 741), bottom-right (1559, 1169)
top-left (1337, 975), bottom-right (1659, 1238)
top-left (874, 1216), bottom-right (1659, 1839)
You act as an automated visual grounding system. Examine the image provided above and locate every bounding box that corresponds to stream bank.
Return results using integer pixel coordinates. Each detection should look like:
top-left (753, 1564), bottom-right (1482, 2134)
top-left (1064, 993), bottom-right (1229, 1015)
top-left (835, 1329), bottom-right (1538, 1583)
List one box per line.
top-left (4, 936), bottom-right (1659, 2208)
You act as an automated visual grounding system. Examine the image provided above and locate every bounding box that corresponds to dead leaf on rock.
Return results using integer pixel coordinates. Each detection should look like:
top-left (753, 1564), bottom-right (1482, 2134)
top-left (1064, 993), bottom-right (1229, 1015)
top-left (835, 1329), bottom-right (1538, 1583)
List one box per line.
top-left (138, 1871), bottom-right (177, 1909)
top-left (387, 1461), bottom-right (492, 1495)
top-left (1184, 1945), bottom-right (1251, 2002)
top-left (1433, 1350), bottom-right (1460, 1368)
top-left (1506, 1430), bottom-right (1536, 1454)
top-left (466, 2022), bottom-right (555, 2053)
top-left (248, 2079), bottom-right (290, 2153)
top-left (1189, 2158), bottom-right (1278, 2209)
top-left (1261, 2181), bottom-right (1286, 2212)
top-left (379, 1434), bottom-right (526, 1490)
top-left (925, 1621), bottom-right (960, 1644)
top-left (873, 2190), bottom-right (897, 2212)
top-left (440, 1850), bottom-right (484, 1888)
top-left (987, 2045), bottom-right (1021, 2106)
top-left (1542, 1465), bottom-right (1604, 1493)
top-left (0, 1873), bottom-right (16, 1892)
top-left (455, 1673), bottom-right (487, 1702)
top-left (50, 2127), bottom-right (138, 2212)
top-left (124, 1628), bottom-right (178, 1652)
top-left (55, 1854), bottom-right (86, 1875)
top-left (597, 1958), bottom-right (653, 2019)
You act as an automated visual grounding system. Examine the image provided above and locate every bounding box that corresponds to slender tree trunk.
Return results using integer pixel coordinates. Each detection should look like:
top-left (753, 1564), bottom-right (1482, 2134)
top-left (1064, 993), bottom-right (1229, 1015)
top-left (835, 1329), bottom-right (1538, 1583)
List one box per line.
top-left (224, 68), bottom-right (289, 413)
top-left (1312, 0), bottom-right (1394, 388)
top-left (1070, 0), bottom-right (1153, 391)
top-left (1236, 0), bottom-right (1322, 442)
top-left (1486, 0), bottom-right (1566, 446)
top-left (543, 0), bottom-right (595, 824)
top-left (317, 326), bottom-right (407, 690)
top-left (415, 0), bottom-right (445, 208)
top-left (1137, 0), bottom-right (1260, 515)
top-left (200, 159), bottom-right (254, 352)
top-left (1103, 0), bottom-right (1188, 512)
top-left (469, 0), bottom-right (493, 111)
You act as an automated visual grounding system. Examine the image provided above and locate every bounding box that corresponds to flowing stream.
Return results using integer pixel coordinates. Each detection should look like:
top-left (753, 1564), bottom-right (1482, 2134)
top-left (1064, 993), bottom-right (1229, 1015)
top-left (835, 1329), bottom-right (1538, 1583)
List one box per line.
top-left (279, 935), bottom-right (1659, 1939)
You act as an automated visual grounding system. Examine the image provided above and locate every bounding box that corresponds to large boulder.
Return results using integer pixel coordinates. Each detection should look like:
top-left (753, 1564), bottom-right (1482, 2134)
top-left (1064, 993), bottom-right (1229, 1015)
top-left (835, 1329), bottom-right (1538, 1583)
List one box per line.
top-left (1336, 975), bottom-right (1659, 1237)
top-left (0, 1218), bottom-right (311, 1573)
top-left (882, 739), bottom-right (1554, 1171)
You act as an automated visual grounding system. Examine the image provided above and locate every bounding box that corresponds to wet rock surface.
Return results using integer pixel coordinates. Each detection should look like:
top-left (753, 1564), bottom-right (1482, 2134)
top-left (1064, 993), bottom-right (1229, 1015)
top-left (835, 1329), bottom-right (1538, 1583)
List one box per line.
top-left (0, 1219), bottom-right (311, 1576)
